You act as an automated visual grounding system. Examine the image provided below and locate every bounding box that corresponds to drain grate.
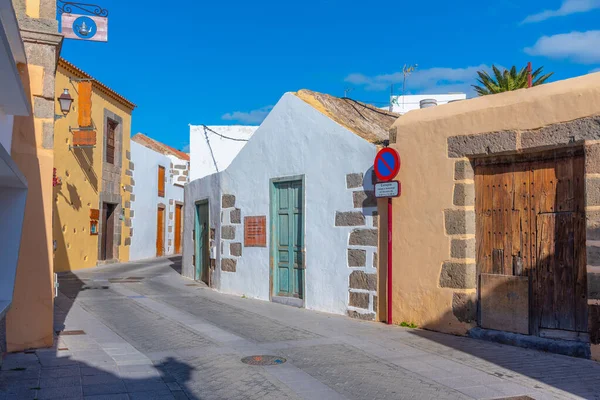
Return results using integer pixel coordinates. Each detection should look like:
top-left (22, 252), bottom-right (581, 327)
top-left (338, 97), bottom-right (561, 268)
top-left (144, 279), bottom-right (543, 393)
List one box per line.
top-left (108, 277), bottom-right (144, 283)
top-left (241, 355), bottom-right (286, 366)
top-left (494, 397), bottom-right (535, 400)
top-left (56, 330), bottom-right (86, 336)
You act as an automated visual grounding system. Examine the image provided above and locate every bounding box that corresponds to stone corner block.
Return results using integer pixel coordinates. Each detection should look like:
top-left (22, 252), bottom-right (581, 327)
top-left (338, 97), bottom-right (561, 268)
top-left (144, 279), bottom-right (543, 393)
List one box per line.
top-left (452, 292), bottom-right (476, 323)
top-left (336, 211), bottom-right (366, 227)
top-left (349, 229), bottom-right (378, 247)
top-left (230, 208), bottom-right (241, 224)
top-left (453, 183), bottom-right (474, 206)
top-left (221, 258), bottom-right (237, 272)
top-left (586, 142), bottom-right (600, 174)
top-left (448, 131), bottom-right (517, 158)
top-left (353, 191), bottom-right (377, 208)
top-left (444, 209), bottom-right (475, 235)
top-left (222, 194), bottom-right (236, 208)
top-left (450, 238), bottom-right (476, 259)
top-left (349, 270), bottom-right (377, 291)
top-left (439, 261), bottom-right (476, 289)
top-left (221, 226), bottom-right (236, 240)
top-left (349, 292), bottom-right (369, 309)
top-left (586, 177), bottom-right (600, 207)
top-left (454, 160), bottom-right (474, 181)
top-left (230, 242), bottom-right (242, 257)
top-left (346, 173), bottom-right (364, 189)
top-left (348, 249), bottom-right (366, 267)
top-left (347, 310), bottom-right (375, 321)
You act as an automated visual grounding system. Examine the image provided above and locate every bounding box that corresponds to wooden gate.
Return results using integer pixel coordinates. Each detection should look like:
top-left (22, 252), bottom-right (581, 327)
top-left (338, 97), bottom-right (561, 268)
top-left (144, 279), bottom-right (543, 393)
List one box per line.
top-left (475, 151), bottom-right (587, 337)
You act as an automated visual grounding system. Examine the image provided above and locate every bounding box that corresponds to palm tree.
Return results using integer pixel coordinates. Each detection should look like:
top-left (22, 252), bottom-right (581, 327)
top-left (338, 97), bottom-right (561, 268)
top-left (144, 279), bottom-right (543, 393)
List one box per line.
top-left (473, 65), bottom-right (553, 96)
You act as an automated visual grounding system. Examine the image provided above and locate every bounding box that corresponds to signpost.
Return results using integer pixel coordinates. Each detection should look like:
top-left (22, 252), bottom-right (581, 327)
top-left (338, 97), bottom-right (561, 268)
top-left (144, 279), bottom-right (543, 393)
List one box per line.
top-left (373, 147), bottom-right (401, 325)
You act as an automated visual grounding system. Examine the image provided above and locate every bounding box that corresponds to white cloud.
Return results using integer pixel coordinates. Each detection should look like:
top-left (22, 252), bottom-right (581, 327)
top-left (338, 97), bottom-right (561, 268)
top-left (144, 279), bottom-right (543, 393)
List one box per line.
top-left (522, 0), bottom-right (600, 23)
top-left (345, 65), bottom-right (490, 96)
top-left (221, 105), bottom-right (274, 124)
top-left (525, 31), bottom-right (600, 63)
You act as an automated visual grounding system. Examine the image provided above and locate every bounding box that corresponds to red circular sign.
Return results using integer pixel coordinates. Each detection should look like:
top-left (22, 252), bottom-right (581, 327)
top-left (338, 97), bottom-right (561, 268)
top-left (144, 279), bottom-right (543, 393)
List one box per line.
top-left (374, 148), bottom-right (401, 182)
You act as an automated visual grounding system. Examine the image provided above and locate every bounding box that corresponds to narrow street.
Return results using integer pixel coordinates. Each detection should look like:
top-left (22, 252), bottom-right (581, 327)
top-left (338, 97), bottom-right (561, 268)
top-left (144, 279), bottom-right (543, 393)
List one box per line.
top-left (0, 257), bottom-right (598, 400)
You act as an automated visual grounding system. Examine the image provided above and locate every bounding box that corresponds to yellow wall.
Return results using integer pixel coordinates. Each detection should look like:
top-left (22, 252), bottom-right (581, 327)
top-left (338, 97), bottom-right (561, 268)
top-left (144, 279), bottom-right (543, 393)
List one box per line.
top-left (389, 72), bottom-right (600, 356)
top-left (53, 64), bottom-right (133, 272)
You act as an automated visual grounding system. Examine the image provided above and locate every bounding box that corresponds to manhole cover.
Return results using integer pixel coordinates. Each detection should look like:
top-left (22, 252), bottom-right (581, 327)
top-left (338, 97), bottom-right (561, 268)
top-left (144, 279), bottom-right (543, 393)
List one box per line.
top-left (241, 355), bottom-right (286, 366)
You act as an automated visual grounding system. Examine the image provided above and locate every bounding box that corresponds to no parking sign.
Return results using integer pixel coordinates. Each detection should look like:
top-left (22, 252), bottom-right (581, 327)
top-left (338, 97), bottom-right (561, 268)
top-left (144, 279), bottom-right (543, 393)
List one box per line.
top-left (374, 148), bottom-right (400, 182)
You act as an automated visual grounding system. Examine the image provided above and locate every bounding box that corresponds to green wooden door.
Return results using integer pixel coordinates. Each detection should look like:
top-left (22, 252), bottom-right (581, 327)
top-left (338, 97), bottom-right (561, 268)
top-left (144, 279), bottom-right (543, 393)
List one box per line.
top-left (273, 180), bottom-right (304, 299)
top-left (195, 202), bottom-right (209, 283)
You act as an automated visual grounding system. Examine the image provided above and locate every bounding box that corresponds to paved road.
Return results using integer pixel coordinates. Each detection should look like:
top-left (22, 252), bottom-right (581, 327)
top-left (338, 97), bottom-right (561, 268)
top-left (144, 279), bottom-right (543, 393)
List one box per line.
top-left (2, 256), bottom-right (600, 400)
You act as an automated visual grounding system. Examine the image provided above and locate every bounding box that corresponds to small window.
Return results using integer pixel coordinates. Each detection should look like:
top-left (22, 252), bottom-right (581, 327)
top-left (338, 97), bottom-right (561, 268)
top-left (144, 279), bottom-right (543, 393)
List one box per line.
top-left (158, 166), bottom-right (165, 197)
top-left (106, 120), bottom-right (116, 164)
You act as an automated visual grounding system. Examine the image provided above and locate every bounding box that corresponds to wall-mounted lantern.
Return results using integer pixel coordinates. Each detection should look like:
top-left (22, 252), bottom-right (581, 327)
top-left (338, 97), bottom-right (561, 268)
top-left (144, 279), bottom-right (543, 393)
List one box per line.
top-left (55, 89), bottom-right (74, 120)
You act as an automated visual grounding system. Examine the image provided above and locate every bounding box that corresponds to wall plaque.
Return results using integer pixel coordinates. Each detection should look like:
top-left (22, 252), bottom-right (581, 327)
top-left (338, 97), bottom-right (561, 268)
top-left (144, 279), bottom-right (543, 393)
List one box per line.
top-left (244, 216), bottom-right (266, 247)
top-left (90, 209), bottom-right (99, 220)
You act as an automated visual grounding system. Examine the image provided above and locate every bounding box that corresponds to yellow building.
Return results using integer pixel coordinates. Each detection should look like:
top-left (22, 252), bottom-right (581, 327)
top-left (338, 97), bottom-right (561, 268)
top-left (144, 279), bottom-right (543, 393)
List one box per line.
top-left (53, 58), bottom-right (136, 272)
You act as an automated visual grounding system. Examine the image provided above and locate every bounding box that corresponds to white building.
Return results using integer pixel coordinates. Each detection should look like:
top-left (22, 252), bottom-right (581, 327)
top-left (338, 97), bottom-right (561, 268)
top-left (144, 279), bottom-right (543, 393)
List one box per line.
top-left (129, 133), bottom-right (188, 261)
top-left (384, 93), bottom-right (466, 115)
top-left (189, 125), bottom-right (258, 181)
top-left (0, 0), bottom-right (29, 321)
top-left (183, 90), bottom-right (397, 320)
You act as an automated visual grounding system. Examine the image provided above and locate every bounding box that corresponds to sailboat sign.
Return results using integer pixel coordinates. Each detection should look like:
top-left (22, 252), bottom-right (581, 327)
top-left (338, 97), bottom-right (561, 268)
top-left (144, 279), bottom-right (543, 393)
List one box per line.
top-left (61, 14), bottom-right (107, 42)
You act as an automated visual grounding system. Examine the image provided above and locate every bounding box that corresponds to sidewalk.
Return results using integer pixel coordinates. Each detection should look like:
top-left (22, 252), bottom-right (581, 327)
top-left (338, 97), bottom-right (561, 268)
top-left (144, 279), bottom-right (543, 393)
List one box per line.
top-left (1, 257), bottom-right (599, 400)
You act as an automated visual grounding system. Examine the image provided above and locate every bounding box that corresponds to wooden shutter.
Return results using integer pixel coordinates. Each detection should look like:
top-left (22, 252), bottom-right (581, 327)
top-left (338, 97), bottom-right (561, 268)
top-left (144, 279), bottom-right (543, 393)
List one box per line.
top-left (158, 166), bottom-right (165, 197)
top-left (78, 82), bottom-right (92, 127)
top-left (106, 122), bottom-right (115, 164)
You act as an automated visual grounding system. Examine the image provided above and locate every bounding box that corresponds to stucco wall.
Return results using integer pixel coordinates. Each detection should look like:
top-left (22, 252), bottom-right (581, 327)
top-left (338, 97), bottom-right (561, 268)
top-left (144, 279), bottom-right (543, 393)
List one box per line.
top-left (184, 93), bottom-right (378, 316)
top-left (389, 72), bottom-right (600, 341)
top-left (189, 125), bottom-right (257, 181)
top-left (53, 65), bottom-right (133, 272)
top-left (130, 141), bottom-right (184, 261)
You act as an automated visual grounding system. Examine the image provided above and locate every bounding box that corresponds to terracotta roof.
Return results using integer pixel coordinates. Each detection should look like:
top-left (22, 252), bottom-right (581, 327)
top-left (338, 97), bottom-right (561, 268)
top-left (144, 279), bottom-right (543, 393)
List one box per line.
top-left (131, 133), bottom-right (190, 161)
top-left (294, 89), bottom-right (399, 144)
top-left (58, 58), bottom-right (136, 110)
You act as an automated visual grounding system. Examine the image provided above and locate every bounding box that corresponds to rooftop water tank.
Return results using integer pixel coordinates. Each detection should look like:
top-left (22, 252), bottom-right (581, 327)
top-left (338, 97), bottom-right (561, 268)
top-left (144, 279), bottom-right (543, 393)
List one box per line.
top-left (420, 99), bottom-right (438, 109)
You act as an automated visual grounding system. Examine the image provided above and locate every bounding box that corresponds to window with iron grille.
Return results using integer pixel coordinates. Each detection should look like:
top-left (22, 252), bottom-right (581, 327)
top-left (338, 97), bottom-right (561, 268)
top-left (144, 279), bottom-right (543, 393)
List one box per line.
top-left (106, 120), bottom-right (117, 164)
top-left (158, 165), bottom-right (165, 197)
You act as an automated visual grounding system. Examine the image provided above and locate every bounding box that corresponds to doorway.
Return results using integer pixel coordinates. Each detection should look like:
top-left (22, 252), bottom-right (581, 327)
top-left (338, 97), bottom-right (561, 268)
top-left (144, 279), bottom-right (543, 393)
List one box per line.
top-left (100, 202), bottom-right (116, 261)
top-left (156, 206), bottom-right (165, 257)
top-left (271, 178), bottom-right (304, 307)
top-left (475, 151), bottom-right (587, 337)
top-left (194, 201), bottom-right (209, 284)
top-left (175, 204), bottom-right (183, 254)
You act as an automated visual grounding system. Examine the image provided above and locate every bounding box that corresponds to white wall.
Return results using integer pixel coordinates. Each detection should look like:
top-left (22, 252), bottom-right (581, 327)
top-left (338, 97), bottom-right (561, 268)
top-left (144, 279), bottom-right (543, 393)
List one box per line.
top-left (130, 141), bottom-right (184, 261)
top-left (0, 109), bottom-right (14, 155)
top-left (384, 93), bottom-right (467, 114)
top-left (184, 93), bottom-right (377, 315)
top-left (189, 125), bottom-right (257, 181)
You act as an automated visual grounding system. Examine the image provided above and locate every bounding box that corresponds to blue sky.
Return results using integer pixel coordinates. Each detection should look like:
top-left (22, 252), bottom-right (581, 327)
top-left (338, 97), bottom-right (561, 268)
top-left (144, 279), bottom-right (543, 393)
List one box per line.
top-left (58, 0), bottom-right (600, 151)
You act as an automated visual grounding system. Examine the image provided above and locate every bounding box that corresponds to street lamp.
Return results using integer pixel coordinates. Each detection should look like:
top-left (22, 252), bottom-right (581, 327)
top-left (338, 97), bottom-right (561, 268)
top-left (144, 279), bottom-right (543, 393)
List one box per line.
top-left (56, 89), bottom-right (73, 119)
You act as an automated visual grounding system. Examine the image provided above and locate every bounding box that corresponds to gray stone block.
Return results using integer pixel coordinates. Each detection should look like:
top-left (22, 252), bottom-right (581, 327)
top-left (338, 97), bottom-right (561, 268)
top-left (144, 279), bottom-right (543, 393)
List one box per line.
top-left (222, 194), bottom-right (235, 208)
top-left (125, 238), bottom-right (131, 246)
top-left (346, 173), bottom-right (364, 189)
top-left (129, 210), bottom-right (135, 218)
top-left (222, 226), bottom-right (235, 240)
top-left (451, 238), bottom-right (476, 259)
top-left (349, 271), bottom-right (376, 291)
top-left (587, 211), bottom-right (600, 240)
top-left (521, 115), bottom-right (600, 150)
top-left (444, 209), bottom-right (475, 235)
top-left (373, 295), bottom-right (377, 313)
top-left (126, 150), bottom-right (131, 160)
top-left (130, 194), bottom-right (136, 202)
top-left (347, 310), bottom-right (375, 320)
top-left (348, 249), bottom-right (366, 267)
top-left (389, 126), bottom-right (397, 144)
top-left (588, 273), bottom-right (600, 300)
top-left (454, 160), bottom-right (474, 181)
top-left (230, 242), bottom-right (242, 257)
top-left (231, 208), bottom-right (241, 224)
top-left (587, 177), bottom-right (600, 206)
top-left (125, 170), bottom-right (133, 176)
top-left (353, 191), bottom-right (377, 208)
top-left (177, 176), bottom-right (187, 182)
top-left (372, 211), bottom-right (379, 228)
top-left (42, 121), bottom-right (53, 149)
top-left (448, 131), bottom-right (518, 158)
top-left (349, 292), bottom-right (369, 309)
top-left (453, 183), bottom-right (475, 206)
top-left (222, 258), bottom-right (237, 272)
top-left (588, 245), bottom-right (600, 266)
top-left (129, 161), bottom-right (134, 171)
top-left (452, 292), bottom-right (476, 323)
top-left (349, 229), bottom-right (378, 246)
top-left (586, 142), bottom-right (600, 174)
top-left (34, 96), bottom-right (54, 118)
top-left (175, 165), bottom-right (187, 170)
top-left (373, 252), bottom-right (378, 269)
top-left (335, 211), bottom-right (365, 227)
top-left (439, 262), bottom-right (476, 289)
top-left (130, 178), bottom-right (135, 186)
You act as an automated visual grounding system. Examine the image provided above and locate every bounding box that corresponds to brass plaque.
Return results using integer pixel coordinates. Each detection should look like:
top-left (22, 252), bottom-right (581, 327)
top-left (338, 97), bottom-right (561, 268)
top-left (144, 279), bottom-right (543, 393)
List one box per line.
top-left (244, 216), bottom-right (266, 247)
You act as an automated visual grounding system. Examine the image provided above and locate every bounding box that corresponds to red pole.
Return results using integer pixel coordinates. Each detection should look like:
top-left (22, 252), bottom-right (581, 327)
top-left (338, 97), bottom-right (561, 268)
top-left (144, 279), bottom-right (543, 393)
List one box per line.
top-left (527, 62), bottom-right (533, 88)
top-left (387, 197), bottom-right (393, 325)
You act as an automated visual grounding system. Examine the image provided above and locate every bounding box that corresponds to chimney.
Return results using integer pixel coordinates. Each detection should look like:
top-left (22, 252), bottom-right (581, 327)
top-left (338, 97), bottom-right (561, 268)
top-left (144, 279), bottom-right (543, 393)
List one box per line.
top-left (420, 99), bottom-right (438, 109)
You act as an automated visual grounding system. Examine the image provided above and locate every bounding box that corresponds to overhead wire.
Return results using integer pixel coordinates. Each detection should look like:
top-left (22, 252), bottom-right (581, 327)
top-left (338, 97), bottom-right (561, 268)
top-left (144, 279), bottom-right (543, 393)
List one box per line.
top-left (201, 124), bottom-right (249, 142)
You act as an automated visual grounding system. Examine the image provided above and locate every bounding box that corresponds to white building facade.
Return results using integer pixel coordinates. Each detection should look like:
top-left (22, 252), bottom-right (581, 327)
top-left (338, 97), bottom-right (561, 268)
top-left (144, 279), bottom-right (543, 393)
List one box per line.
top-left (385, 93), bottom-right (467, 114)
top-left (0, 0), bottom-right (29, 321)
top-left (129, 135), bottom-right (188, 261)
top-left (183, 91), bottom-right (396, 320)
top-left (189, 125), bottom-right (257, 181)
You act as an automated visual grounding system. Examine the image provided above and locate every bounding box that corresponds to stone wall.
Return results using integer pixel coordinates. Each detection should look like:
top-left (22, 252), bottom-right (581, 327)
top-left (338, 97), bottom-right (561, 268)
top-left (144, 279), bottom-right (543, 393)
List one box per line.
top-left (220, 194), bottom-right (240, 272)
top-left (171, 158), bottom-right (189, 187)
top-left (338, 172), bottom-right (378, 320)
top-left (585, 141), bottom-right (600, 358)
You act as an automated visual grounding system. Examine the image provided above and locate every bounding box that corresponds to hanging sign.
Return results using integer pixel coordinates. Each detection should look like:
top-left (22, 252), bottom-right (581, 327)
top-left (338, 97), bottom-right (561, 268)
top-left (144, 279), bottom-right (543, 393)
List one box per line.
top-left (61, 14), bottom-right (108, 42)
top-left (374, 147), bottom-right (401, 182)
top-left (375, 181), bottom-right (401, 198)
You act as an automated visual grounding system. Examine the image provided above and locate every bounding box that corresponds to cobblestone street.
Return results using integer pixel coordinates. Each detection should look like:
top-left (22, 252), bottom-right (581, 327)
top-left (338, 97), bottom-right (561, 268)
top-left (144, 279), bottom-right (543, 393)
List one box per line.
top-left (2, 257), bottom-right (600, 400)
